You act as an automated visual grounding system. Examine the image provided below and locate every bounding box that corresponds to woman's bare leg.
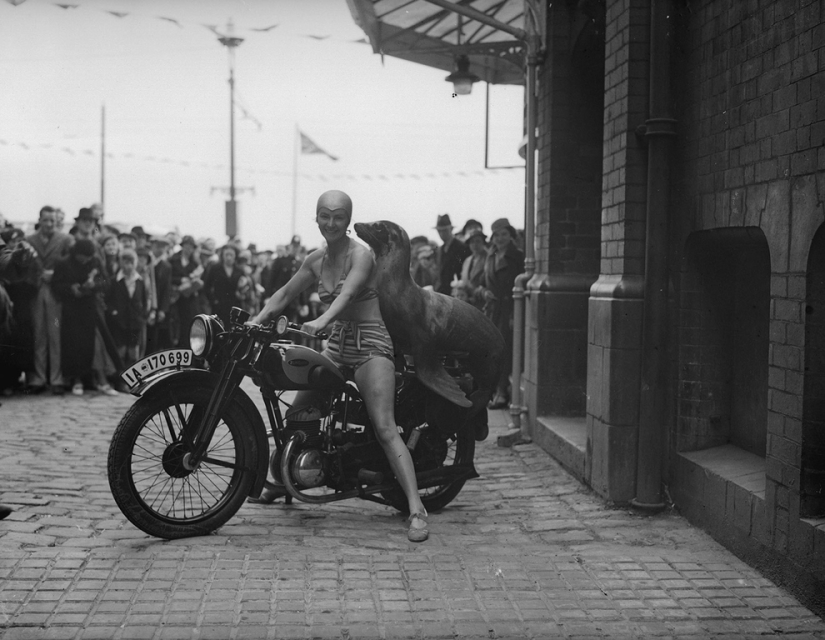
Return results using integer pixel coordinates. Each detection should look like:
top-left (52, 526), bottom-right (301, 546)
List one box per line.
top-left (354, 357), bottom-right (427, 520)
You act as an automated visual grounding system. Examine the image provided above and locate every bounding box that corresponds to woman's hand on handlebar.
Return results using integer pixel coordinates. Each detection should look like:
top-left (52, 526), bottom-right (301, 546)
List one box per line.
top-left (246, 310), bottom-right (270, 327)
top-left (300, 318), bottom-right (328, 337)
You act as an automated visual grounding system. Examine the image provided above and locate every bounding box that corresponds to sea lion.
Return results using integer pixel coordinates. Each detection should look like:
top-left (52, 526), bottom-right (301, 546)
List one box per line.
top-left (354, 220), bottom-right (505, 409)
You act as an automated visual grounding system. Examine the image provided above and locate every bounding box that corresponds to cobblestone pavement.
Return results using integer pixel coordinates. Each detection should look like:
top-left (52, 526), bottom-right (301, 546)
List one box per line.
top-left (0, 387), bottom-right (823, 639)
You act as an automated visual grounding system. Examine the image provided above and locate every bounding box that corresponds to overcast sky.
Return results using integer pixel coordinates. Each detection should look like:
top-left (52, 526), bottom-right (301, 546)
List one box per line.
top-left (0, 0), bottom-right (525, 249)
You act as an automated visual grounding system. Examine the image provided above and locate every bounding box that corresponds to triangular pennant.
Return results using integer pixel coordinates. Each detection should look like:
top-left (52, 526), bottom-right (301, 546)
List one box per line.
top-left (299, 131), bottom-right (337, 161)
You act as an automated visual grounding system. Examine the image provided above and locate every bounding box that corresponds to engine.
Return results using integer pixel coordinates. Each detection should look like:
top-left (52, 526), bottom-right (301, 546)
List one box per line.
top-left (281, 408), bottom-right (327, 489)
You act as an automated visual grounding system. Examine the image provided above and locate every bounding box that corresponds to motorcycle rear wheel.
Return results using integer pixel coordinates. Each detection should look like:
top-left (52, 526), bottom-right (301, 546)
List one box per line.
top-left (383, 423), bottom-right (475, 514)
top-left (108, 387), bottom-right (256, 539)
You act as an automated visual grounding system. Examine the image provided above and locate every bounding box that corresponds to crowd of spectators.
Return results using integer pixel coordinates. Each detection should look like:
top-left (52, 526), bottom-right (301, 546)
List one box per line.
top-left (0, 204), bottom-right (322, 397)
top-left (0, 205), bottom-right (524, 409)
top-left (409, 214), bottom-right (525, 409)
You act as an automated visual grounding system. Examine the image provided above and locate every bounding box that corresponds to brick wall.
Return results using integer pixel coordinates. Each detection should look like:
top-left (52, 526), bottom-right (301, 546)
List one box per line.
top-left (535, 3), bottom-right (603, 277)
top-left (671, 0), bottom-right (825, 556)
top-left (599, 0), bottom-right (648, 277)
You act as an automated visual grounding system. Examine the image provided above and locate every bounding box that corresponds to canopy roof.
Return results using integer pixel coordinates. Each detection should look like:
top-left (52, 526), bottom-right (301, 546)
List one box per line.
top-left (346, 0), bottom-right (528, 86)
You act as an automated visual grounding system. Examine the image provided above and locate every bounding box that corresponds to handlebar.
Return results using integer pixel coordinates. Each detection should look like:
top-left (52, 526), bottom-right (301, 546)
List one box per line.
top-left (286, 322), bottom-right (328, 342)
top-left (240, 317), bottom-right (327, 342)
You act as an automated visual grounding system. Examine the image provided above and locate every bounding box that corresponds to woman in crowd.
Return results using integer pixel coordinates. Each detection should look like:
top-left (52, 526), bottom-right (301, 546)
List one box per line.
top-left (250, 189), bottom-right (430, 542)
top-left (100, 233), bottom-right (120, 281)
top-left (202, 243), bottom-right (244, 327)
top-left (459, 227), bottom-right (488, 311)
top-left (0, 228), bottom-right (39, 394)
top-left (480, 218), bottom-right (524, 410)
top-left (411, 244), bottom-right (439, 290)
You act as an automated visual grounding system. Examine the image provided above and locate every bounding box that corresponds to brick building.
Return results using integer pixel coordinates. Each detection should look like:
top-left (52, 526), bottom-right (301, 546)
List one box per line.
top-left (349, 0), bottom-right (825, 611)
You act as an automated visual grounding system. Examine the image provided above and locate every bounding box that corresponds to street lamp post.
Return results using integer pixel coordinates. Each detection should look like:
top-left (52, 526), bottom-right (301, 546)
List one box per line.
top-left (217, 20), bottom-right (244, 239)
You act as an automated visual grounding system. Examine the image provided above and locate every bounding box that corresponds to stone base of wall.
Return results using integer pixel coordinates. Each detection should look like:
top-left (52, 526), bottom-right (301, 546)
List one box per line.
top-left (533, 415), bottom-right (587, 484)
top-left (672, 445), bottom-right (825, 617)
top-left (522, 276), bottom-right (593, 419)
top-left (585, 416), bottom-right (638, 503)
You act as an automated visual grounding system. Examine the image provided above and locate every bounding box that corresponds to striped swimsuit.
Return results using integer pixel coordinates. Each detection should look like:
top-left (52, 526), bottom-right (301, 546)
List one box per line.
top-left (317, 243), bottom-right (394, 373)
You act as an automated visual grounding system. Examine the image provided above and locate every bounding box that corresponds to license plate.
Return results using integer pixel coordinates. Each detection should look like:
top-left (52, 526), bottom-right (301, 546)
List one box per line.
top-left (121, 349), bottom-right (193, 388)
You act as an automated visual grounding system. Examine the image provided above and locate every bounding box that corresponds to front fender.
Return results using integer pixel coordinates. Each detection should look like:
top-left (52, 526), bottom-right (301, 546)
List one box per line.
top-left (139, 369), bottom-right (269, 499)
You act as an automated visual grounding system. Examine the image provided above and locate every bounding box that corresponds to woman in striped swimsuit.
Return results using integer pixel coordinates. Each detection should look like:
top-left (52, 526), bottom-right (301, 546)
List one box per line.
top-left (251, 190), bottom-right (429, 542)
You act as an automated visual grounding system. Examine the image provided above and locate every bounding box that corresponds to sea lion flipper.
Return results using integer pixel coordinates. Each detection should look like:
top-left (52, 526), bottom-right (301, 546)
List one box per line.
top-left (413, 352), bottom-right (472, 408)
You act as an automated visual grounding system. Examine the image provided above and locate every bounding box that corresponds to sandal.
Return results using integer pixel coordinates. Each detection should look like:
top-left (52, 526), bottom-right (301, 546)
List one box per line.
top-left (407, 512), bottom-right (429, 543)
top-left (247, 483), bottom-right (286, 504)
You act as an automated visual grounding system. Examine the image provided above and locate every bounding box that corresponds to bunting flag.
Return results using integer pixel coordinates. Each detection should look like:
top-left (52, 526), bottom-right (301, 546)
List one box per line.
top-left (0, 1), bottom-right (366, 43)
top-left (0, 139), bottom-right (522, 179)
top-left (157, 16), bottom-right (182, 27)
top-left (300, 132), bottom-right (337, 161)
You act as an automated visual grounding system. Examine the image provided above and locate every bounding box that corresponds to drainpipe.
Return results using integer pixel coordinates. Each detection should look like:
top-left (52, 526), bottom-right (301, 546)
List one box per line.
top-left (632, 0), bottom-right (677, 512)
top-left (505, 35), bottom-right (539, 443)
top-left (495, 0), bottom-right (540, 446)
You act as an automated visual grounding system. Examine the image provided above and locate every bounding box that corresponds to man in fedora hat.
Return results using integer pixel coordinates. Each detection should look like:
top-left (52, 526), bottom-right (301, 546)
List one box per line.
top-left (169, 235), bottom-right (204, 347)
top-left (73, 207), bottom-right (122, 395)
top-left (434, 214), bottom-right (470, 296)
top-left (72, 208), bottom-right (103, 251)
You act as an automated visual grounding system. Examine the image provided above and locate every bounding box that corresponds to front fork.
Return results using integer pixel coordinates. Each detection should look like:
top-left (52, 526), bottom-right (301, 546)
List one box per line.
top-left (182, 359), bottom-right (245, 470)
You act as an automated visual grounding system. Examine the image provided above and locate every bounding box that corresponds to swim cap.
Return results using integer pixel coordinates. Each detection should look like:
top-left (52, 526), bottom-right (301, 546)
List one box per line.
top-left (316, 190), bottom-right (352, 218)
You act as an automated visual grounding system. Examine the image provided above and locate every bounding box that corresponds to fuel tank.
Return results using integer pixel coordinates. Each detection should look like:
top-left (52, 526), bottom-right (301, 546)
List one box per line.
top-left (260, 344), bottom-right (346, 391)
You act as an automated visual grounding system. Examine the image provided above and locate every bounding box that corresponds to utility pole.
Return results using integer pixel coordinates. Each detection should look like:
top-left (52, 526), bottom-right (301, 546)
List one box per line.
top-left (100, 104), bottom-right (105, 208)
top-left (217, 20), bottom-right (244, 239)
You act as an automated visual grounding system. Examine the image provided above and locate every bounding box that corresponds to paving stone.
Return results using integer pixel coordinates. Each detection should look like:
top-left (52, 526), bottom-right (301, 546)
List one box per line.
top-left (0, 393), bottom-right (821, 638)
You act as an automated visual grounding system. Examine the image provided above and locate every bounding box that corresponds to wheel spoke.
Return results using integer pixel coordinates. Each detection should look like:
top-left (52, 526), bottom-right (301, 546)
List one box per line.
top-left (161, 406), bottom-right (180, 443)
top-left (200, 456), bottom-right (240, 471)
top-left (128, 415), bottom-right (239, 519)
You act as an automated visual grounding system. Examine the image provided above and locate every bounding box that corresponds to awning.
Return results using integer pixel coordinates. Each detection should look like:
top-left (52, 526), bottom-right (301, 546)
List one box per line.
top-left (346, 0), bottom-right (528, 86)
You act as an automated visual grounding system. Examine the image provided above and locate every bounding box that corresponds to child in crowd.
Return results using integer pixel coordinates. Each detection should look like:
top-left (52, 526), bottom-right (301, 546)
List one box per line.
top-left (105, 249), bottom-right (149, 369)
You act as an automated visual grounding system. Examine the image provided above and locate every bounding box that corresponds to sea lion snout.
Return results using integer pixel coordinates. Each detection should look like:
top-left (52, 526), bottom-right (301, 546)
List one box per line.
top-left (354, 221), bottom-right (399, 256)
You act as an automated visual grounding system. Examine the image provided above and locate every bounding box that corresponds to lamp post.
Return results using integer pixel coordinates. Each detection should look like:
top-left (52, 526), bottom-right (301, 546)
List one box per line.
top-left (217, 20), bottom-right (243, 238)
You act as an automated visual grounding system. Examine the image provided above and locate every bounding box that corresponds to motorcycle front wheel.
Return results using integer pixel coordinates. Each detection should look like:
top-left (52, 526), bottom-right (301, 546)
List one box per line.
top-left (108, 387), bottom-right (256, 539)
top-left (383, 422), bottom-right (475, 514)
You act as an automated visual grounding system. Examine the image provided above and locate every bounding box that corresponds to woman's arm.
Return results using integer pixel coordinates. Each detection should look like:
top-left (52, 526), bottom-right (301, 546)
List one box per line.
top-left (251, 251), bottom-right (318, 324)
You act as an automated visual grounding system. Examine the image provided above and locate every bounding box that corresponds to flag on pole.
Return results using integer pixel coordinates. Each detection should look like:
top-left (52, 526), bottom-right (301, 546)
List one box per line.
top-left (300, 131), bottom-right (338, 161)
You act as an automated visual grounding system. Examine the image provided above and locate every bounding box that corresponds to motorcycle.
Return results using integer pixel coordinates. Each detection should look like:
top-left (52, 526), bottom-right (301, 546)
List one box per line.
top-left (107, 307), bottom-right (486, 539)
